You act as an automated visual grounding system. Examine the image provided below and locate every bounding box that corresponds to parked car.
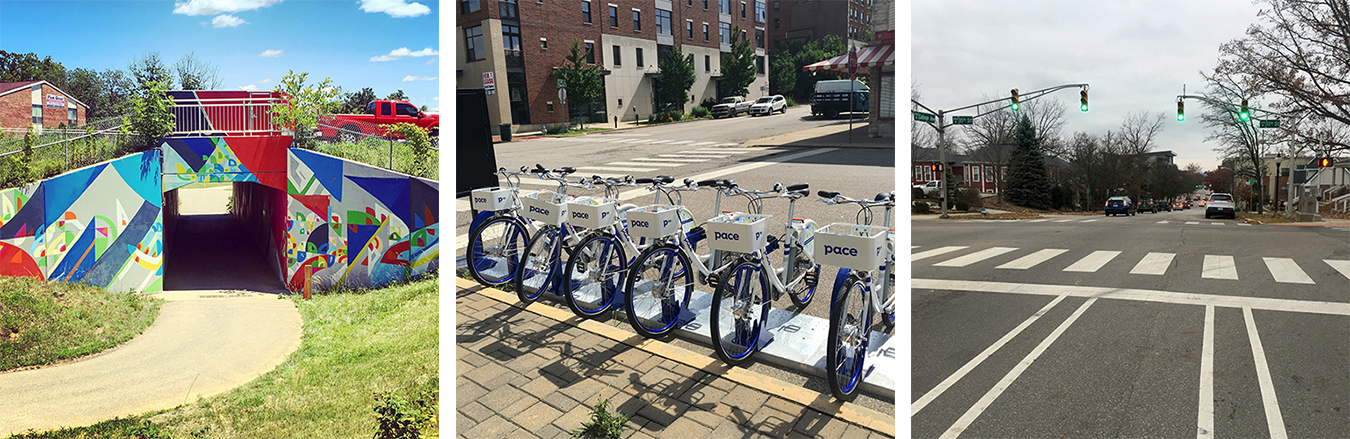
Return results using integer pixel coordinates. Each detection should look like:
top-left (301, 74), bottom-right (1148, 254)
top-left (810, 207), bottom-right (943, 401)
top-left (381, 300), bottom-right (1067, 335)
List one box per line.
top-left (317, 99), bottom-right (439, 142)
top-left (710, 96), bottom-right (751, 118)
top-left (1105, 196), bottom-right (1136, 216)
top-left (1138, 198), bottom-right (1159, 213)
top-left (913, 181), bottom-right (940, 197)
top-left (1205, 193), bottom-right (1237, 219)
top-left (748, 95), bottom-right (787, 116)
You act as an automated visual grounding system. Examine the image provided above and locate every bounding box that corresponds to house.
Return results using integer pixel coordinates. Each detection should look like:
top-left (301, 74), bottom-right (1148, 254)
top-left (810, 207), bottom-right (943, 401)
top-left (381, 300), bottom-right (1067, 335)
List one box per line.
top-left (0, 80), bottom-right (87, 135)
top-left (912, 147), bottom-right (1065, 194)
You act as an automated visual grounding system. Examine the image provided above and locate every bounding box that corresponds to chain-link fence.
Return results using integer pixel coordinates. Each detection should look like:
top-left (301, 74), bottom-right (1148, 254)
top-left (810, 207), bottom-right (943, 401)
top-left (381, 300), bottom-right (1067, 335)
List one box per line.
top-left (310, 120), bottom-right (439, 180)
top-left (0, 122), bottom-right (139, 189)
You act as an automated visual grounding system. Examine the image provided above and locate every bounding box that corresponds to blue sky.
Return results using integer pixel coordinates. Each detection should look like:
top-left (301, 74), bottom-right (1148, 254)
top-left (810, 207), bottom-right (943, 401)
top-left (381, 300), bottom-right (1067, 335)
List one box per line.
top-left (0, 0), bottom-right (441, 111)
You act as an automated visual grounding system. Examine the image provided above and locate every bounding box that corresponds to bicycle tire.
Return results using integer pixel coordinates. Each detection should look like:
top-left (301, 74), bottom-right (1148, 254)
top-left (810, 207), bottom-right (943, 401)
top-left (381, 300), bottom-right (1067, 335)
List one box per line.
top-left (514, 227), bottom-right (563, 304)
top-left (711, 259), bottom-right (770, 366)
top-left (467, 215), bottom-right (530, 287)
top-left (787, 242), bottom-right (818, 309)
top-left (624, 244), bottom-right (693, 339)
top-left (563, 233), bottom-right (628, 318)
top-left (827, 272), bottom-right (872, 401)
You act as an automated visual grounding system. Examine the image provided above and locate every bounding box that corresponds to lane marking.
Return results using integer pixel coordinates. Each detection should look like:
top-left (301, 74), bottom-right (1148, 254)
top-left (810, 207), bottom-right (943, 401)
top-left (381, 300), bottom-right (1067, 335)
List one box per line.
top-left (1025, 219), bottom-right (1049, 223)
top-left (657, 154), bottom-right (730, 158)
top-left (1327, 260), bottom-right (1350, 280)
top-left (1198, 305), bottom-right (1215, 438)
top-left (647, 139), bottom-right (672, 144)
top-left (933, 247), bottom-right (1018, 267)
top-left (1263, 257), bottom-right (1315, 284)
top-left (686, 149), bottom-right (751, 154)
top-left (1186, 221), bottom-right (1200, 225)
top-left (605, 161), bottom-right (683, 168)
top-left (911, 246), bottom-right (970, 262)
top-left (939, 298), bottom-right (1098, 439)
top-left (1053, 219), bottom-right (1075, 223)
top-left (1158, 220), bottom-right (1170, 224)
top-left (1211, 222), bottom-right (1224, 226)
top-left (1063, 250), bottom-right (1121, 272)
top-left (909, 279), bottom-right (1350, 316)
top-left (911, 295), bottom-right (1069, 416)
top-left (1130, 252), bottom-right (1176, 276)
top-left (631, 157), bottom-right (709, 163)
top-left (1202, 255), bottom-right (1238, 280)
top-left (1079, 219), bottom-right (1098, 223)
top-left (688, 141), bottom-right (717, 146)
top-left (575, 166), bottom-right (659, 173)
top-left (1238, 223), bottom-right (1252, 226)
top-left (996, 249), bottom-right (1068, 270)
top-left (1244, 307), bottom-right (1289, 439)
top-left (667, 141), bottom-right (695, 145)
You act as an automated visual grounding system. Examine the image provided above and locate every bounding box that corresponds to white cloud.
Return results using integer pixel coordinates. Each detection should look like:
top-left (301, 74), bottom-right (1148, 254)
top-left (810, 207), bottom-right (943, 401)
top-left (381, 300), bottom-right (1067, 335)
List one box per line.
top-left (432, 97), bottom-right (439, 101)
top-left (426, 57), bottom-right (436, 65)
top-left (258, 78), bottom-right (272, 84)
top-left (370, 47), bottom-right (439, 62)
top-left (359, 0), bottom-right (431, 18)
top-left (237, 84), bottom-right (259, 91)
top-left (402, 76), bottom-right (437, 82)
top-left (174, 0), bottom-right (281, 16)
top-left (259, 49), bottom-right (283, 58)
top-left (211, 14), bottom-right (247, 27)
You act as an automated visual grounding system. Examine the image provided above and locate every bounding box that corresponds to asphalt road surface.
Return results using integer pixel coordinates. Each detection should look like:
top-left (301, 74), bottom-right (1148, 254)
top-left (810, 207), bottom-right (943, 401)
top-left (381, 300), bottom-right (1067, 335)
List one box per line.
top-left (911, 208), bottom-right (1350, 438)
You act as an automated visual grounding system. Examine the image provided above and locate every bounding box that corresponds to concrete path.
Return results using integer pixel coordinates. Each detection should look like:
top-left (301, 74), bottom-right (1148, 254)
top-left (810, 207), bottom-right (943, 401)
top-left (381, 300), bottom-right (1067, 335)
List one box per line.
top-left (0, 291), bottom-right (301, 435)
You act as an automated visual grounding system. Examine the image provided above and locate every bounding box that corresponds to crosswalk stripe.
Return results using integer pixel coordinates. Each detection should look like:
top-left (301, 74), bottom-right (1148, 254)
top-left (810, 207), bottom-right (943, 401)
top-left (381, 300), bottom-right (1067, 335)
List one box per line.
top-left (631, 157), bottom-right (709, 162)
top-left (933, 247), bottom-right (1018, 267)
top-left (658, 154), bottom-right (729, 158)
top-left (1025, 219), bottom-right (1049, 223)
top-left (912, 246), bottom-right (969, 262)
top-left (576, 166), bottom-right (658, 173)
top-left (1238, 223), bottom-right (1252, 226)
top-left (1186, 221), bottom-right (1200, 225)
top-left (1130, 252), bottom-right (1176, 275)
top-left (1203, 255), bottom-right (1239, 280)
top-left (1079, 219), bottom-right (1098, 223)
top-left (690, 148), bottom-right (751, 153)
top-left (1263, 257), bottom-right (1315, 284)
top-left (1063, 250), bottom-right (1121, 272)
top-left (1326, 260), bottom-right (1350, 280)
top-left (688, 141), bottom-right (717, 146)
top-left (1157, 220), bottom-right (1169, 224)
top-left (647, 140), bottom-right (672, 144)
top-left (996, 249), bottom-right (1068, 270)
top-left (1053, 219), bottom-right (1075, 223)
top-left (606, 161), bottom-right (682, 167)
top-left (668, 140), bottom-right (695, 145)
top-left (713, 143), bottom-right (740, 147)
top-left (1211, 222), bottom-right (1224, 226)
top-left (911, 246), bottom-right (920, 249)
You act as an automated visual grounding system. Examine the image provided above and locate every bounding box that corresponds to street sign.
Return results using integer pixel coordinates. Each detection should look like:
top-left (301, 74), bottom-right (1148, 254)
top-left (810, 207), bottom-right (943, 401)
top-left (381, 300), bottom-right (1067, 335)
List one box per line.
top-left (913, 111), bottom-right (936, 123)
top-left (952, 116), bottom-right (973, 125)
top-left (1259, 119), bottom-right (1280, 128)
top-left (558, 88), bottom-right (567, 101)
top-left (848, 49), bottom-right (858, 77)
top-left (557, 79), bottom-right (566, 88)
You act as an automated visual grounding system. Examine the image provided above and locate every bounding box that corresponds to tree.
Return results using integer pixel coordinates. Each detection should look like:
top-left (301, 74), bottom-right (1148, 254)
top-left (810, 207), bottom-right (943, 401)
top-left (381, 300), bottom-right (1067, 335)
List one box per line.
top-left (964, 97), bottom-right (1067, 202)
top-left (1004, 114), bottom-right (1052, 210)
top-left (128, 52), bottom-right (173, 91)
top-left (270, 70), bottom-right (340, 149)
top-left (338, 87), bottom-right (378, 114)
top-left (1198, 72), bottom-right (1270, 213)
top-left (656, 46), bottom-right (696, 111)
top-left (128, 80), bottom-right (176, 151)
top-left (94, 69), bottom-right (137, 121)
top-left (718, 25), bottom-right (757, 98)
top-left (769, 35), bottom-right (846, 102)
top-left (385, 89), bottom-right (408, 101)
top-left (174, 52), bottom-right (220, 90)
top-left (553, 41), bottom-right (603, 129)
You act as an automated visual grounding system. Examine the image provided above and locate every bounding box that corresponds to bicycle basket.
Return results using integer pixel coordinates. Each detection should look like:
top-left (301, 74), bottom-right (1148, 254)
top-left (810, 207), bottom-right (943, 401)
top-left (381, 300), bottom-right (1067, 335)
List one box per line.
top-left (815, 223), bottom-right (887, 271)
top-left (705, 213), bottom-right (771, 253)
top-left (470, 187), bottom-right (518, 212)
top-left (627, 204), bottom-right (682, 239)
top-left (522, 190), bottom-right (569, 226)
top-left (567, 196), bottom-right (619, 229)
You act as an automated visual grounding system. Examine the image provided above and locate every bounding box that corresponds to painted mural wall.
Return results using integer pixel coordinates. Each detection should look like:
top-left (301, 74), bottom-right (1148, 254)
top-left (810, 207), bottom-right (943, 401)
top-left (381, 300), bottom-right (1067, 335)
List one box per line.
top-left (0, 151), bottom-right (164, 293)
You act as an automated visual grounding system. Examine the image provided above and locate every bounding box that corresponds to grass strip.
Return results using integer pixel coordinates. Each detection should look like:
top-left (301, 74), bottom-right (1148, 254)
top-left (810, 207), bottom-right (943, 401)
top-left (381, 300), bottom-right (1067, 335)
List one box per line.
top-left (0, 277), bottom-right (162, 372)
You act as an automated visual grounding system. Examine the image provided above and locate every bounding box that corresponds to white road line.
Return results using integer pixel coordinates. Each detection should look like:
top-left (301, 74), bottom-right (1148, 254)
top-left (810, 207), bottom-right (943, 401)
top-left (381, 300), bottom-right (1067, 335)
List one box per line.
top-left (911, 295), bottom-right (1069, 416)
top-left (911, 246), bottom-right (970, 262)
top-left (713, 143), bottom-right (739, 147)
top-left (1211, 222), bottom-right (1224, 226)
top-left (631, 157), bottom-right (709, 163)
top-left (933, 247), bottom-right (1018, 267)
top-left (657, 154), bottom-right (729, 159)
top-left (1244, 307), bottom-right (1289, 439)
top-left (909, 278), bottom-right (1350, 317)
top-left (575, 166), bottom-right (659, 173)
top-left (688, 148), bottom-right (751, 154)
top-left (1053, 219), bottom-right (1075, 223)
top-left (606, 161), bottom-right (683, 168)
top-left (1025, 219), bottom-right (1050, 223)
top-left (688, 141), bottom-right (717, 146)
top-left (1157, 220), bottom-right (1170, 224)
top-left (940, 298), bottom-right (1098, 439)
top-left (647, 139), bottom-right (672, 144)
top-left (667, 140), bottom-right (695, 145)
top-left (1238, 223), bottom-right (1252, 226)
top-left (1198, 305), bottom-right (1215, 439)
top-left (1063, 250), bottom-right (1121, 272)
top-left (996, 249), bottom-right (1068, 270)
top-left (911, 246), bottom-right (920, 249)
top-left (1263, 257), bottom-right (1315, 284)
top-left (1327, 260), bottom-right (1350, 280)
top-left (1202, 255), bottom-right (1239, 280)
top-left (1186, 221), bottom-right (1200, 225)
top-left (1130, 252), bottom-right (1176, 275)
top-left (1079, 219), bottom-right (1098, 223)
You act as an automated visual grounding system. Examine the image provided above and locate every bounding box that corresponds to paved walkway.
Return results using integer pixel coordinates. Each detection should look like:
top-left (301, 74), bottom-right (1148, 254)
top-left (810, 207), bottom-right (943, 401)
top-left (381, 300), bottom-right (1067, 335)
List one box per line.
top-left (0, 291), bottom-right (302, 435)
top-left (456, 277), bottom-right (895, 439)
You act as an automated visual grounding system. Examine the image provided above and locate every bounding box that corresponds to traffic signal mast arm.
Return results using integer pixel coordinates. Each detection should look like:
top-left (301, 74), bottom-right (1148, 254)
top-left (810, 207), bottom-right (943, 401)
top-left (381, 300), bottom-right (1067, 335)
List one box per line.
top-left (1175, 94), bottom-right (1289, 120)
top-left (910, 83), bottom-right (1091, 128)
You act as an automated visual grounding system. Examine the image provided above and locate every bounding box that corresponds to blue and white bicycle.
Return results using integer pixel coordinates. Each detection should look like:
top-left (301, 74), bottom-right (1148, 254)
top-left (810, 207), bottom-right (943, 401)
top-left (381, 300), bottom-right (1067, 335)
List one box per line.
top-left (816, 190), bottom-right (894, 401)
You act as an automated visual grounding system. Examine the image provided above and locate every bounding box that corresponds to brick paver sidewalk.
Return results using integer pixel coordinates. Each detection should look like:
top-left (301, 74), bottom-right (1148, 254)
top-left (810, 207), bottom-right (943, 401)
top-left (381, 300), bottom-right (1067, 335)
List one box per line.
top-left (456, 278), bottom-right (895, 439)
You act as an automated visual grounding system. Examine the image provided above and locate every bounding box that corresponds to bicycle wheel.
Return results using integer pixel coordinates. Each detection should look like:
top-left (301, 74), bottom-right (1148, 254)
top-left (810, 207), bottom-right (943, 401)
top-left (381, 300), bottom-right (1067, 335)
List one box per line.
top-left (563, 233), bottom-right (628, 318)
top-left (711, 260), bottom-right (770, 366)
top-left (514, 227), bottom-right (563, 304)
top-left (625, 244), bottom-right (693, 338)
top-left (787, 242), bottom-right (818, 309)
top-left (467, 215), bottom-right (529, 287)
top-left (827, 272), bottom-right (872, 401)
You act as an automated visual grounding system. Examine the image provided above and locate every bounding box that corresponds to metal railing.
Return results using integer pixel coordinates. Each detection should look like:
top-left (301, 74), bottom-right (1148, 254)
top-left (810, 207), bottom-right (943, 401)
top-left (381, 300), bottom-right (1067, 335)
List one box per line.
top-left (170, 96), bottom-right (287, 137)
top-left (313, 122), bottom-right (438, 180)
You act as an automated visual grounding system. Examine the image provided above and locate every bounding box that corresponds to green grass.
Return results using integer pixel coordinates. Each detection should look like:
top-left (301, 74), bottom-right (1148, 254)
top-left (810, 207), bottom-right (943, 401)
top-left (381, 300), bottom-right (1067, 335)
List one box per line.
top-left (0, 277), bottom-right (162, 372)
top-left (312, 138), bottom-right (438, 180)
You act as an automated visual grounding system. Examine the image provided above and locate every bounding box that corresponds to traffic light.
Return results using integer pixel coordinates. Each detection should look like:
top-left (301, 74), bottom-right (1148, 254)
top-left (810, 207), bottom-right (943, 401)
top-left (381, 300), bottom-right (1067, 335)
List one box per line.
top-left (1177, 99), bottom-right (1185, 122)
top-left (1080, 90), bottom-right (1088, 112)
top-left (1240, 99), bottom-right (1250, 121)
top-left (1010, 88), bottom-right (1020, 111)
top-left (931, 163), bottom-right (942, 173)
top-left (1317, 157), bottom-right (1335, 168)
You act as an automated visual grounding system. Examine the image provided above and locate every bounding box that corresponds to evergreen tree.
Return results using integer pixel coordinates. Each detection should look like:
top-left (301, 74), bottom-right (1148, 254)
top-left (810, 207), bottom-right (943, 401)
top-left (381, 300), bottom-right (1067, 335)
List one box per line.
top-left (655, 46), bottom-right (696, 111)
top-left (1004, 114), bottom-right (1053, 209)
top-left (718, 25), bottom-right (757, 98)
top-left (554, 41), bottom-right (603, 129)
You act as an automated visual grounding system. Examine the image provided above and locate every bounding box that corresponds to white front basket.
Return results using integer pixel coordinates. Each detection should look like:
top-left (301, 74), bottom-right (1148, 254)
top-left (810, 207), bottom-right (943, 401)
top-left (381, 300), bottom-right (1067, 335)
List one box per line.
top-left (627, 204), bottom-right (682, 239)
top-left (815, 223), bottom-right (887, 271)
top-left (521, 190), bottom-right (568, 226)
top-left (705, 213), bottom-right (771, 253)
top-left (470, 187), bottom-right (517, 212)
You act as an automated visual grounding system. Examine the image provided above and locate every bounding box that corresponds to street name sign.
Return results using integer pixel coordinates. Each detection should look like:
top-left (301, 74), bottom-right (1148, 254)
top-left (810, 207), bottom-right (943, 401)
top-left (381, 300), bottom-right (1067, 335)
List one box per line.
top-left (1259, 119), bottom-right (1280, 128)
top-left (913, 111), bottom-right (936, 123)
top-left (952, 116), bottom-right (973, 125)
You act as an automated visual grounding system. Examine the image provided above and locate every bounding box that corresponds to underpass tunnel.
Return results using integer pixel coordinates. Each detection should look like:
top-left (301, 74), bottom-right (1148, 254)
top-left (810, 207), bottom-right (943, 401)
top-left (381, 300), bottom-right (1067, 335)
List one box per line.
top-left (162, 181), bottom-right (289, 293)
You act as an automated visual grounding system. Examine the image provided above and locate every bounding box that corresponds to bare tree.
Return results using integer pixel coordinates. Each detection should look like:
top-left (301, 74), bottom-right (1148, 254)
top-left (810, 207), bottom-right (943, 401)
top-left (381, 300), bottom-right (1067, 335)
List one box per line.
top-left (174, 52), bottom-right (221, 90)
top-left (1198, 71), bottom-right (1272, 213)
top-left (963, 97), bottom-right (1067, 201)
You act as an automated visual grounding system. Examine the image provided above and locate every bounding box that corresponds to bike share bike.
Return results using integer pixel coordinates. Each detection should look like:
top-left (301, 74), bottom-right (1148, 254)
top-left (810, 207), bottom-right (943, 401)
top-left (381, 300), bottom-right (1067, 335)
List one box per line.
top-left (465, 166), bottom-right (554, 287)
top-left (511, 166), bottom-right (590, 303)
top-left (557, 175), bottom-right (647, 319)
top-left (815, 190), bottom-right (894, 401)
top-left (708, 182), bottom-right (820, 366)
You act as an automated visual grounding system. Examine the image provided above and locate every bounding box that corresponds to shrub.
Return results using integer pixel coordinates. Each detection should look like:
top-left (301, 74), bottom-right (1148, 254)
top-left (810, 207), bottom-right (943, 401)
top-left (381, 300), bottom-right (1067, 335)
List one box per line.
top-left (372, 382), bottom-right (437, 439)
top-left (957, 187), bottom-right (983, 210)
top-left (913, 200), bottom-right (931, 214)
top-left (786, 96), bottom-right (796, 107)
top-left (955, 200), bottom-right (969, 211)
top-left (700, 97), bottom-right (719, 109)
top-left (573, 399), bottom-right (628, 439)
top-left (691, 106), bottom-right (710, 118)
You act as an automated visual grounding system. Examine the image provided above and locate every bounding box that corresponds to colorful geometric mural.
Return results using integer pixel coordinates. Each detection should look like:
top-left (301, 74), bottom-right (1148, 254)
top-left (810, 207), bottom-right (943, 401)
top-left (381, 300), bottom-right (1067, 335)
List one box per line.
top-left (162, 136), bottom-right (289, 192)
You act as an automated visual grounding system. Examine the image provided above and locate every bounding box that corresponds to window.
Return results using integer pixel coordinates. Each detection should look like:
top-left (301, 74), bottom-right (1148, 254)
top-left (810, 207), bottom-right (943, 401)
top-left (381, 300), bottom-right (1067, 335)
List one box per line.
top-left (636, 48), bottom-right (644, 66)
top-left (609, 5), bottom-right (618, 27)
top-left (656, 9), bottom-right (671, 35)
top-left (705, 55), bottom-right (711, 72)
top-left (582, 1), bottom-right (591, 23)
top-left (720, 22), bottom-right (730, 44)
top-left (923, 166), bottom-right (932, 182)
top-left (773, 18), bottom-right (779, 29)
top-left (986, 166), bottom-right (994, 183)
top-left (613, 45), bottom-right (622, 66)
top-left (68, 108), bottom-right (77, 125)
top-left (461, 0), bottom-right (480, 13)
top-left (741, 29), bottom-right (746, 43)
top-left (971, 165), bottom-right (980, 183)
top-left (547, 102), bottom-right (554, 112)
top-left (633, 9), bottom-right (641, 31)
top-left (703, 23), bottom-right (709, 41)
top-left (31, 105), bottom-right (41, 125)
top-left (687, 20), bottom-right (693, 39)
top-left (395, 102), bottom-right (419, 116)
top-left (541, 38), bottom-right (547, 49)
top-left (720, 0), bottom-right (729, 14)
top-left (755, 1), bottom-right (765, 22)
top-left (914, 166), bottom-right (922, 182)
top-left (500, 0), bottom-right (517, 19)
top-left (703, 0), bottom-right (708, 9)
top-left (381, 102), bottom-right (392, 115)
top-left (503, 24), bottom-right (523, 67)
top-left (741, 2), bottom-right (746, 18)
top-left (755, 29), bottom-right (764, 48)
top-left (756, 55), bottom-right (764, 74)
top-left (464, 25), bottom-right (484, 61)
top-left (773, 1), bottom-right (779, 11)
top-left (687, 0), bottom-right (692, 5)
top-left (585, 42), bottom-right (595, 64)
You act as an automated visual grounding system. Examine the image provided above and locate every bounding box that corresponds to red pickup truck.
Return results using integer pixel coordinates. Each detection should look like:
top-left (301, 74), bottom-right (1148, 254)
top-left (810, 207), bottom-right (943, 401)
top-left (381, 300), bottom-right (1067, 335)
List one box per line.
top-left (317, 100), bottom-right (439, 142)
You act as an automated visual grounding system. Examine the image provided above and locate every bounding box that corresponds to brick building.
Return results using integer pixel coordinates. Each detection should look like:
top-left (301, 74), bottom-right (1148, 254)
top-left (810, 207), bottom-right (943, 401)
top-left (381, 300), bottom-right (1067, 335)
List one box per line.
top-left (0, 81), bottom-right (87, 135)
top-left (767, 0), bottom-right (875, 50)
top-left (457, 0), bottom-right (770, 134)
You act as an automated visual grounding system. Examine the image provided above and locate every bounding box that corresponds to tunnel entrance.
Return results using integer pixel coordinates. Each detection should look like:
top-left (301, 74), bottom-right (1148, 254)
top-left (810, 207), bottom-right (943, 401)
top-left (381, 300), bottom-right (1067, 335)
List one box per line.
top-left (162, 183), bottom-right (288, 293)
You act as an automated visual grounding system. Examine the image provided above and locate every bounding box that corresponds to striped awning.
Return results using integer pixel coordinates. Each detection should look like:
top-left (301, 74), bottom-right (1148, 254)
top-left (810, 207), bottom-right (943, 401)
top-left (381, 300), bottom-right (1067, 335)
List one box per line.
top-left (802, 44), bottom-right (895, 74)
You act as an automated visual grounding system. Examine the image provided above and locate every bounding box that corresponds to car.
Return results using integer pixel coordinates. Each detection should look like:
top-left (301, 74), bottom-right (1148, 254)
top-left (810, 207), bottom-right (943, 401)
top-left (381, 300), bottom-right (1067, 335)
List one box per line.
top-left (710, 96), bottom-right (751, 118)
top-left (1183, 201), bottom-right (1192, 209)
top-left (912, 181), bottom-right (940, 197)
top-left (748, 95), bottom-right (787, 116)
top-left (1205, 193), bottom-right (1236, 219)
top-left (1172, 202), bottom-right (1184, 211)
top-left (1139, 198), bottom-right (1159, 213)
top-left (1105, 196), bottom-right (1136, 216)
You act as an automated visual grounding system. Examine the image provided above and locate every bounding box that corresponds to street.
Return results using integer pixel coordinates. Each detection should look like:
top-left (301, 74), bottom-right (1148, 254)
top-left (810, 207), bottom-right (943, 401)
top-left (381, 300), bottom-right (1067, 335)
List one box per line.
top-left (910, 210), bottom-right (1350, 438)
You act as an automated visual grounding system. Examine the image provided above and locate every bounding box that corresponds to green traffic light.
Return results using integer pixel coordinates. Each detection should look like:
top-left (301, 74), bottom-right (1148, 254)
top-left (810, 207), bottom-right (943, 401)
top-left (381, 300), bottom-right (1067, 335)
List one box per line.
top-left (1080, 103), bottom-right (1088, 112)
top-left (1177, 113), bottom-right (1185, 122)
top-left (1011, 102), bottom-right (1019, 111)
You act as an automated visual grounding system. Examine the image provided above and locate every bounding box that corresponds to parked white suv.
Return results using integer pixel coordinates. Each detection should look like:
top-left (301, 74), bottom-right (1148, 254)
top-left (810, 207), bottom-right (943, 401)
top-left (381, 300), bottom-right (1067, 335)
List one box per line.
top-left (1205, 193), bottom-right (1236, 219)
top-left (748, 95), bottom-right (787, 116)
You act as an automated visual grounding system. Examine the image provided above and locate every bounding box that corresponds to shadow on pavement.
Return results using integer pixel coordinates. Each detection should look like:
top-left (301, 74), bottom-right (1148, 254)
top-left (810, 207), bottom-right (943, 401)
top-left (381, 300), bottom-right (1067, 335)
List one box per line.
top-left (164, 213), bottom-right (290, 294)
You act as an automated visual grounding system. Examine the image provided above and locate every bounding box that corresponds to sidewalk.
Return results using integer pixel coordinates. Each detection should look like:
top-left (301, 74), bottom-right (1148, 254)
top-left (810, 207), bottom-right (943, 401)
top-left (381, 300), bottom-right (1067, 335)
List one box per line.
top-left (456, 277), bottom-right (895, 439)
top-left (745, 121), bottom-right (894, 149)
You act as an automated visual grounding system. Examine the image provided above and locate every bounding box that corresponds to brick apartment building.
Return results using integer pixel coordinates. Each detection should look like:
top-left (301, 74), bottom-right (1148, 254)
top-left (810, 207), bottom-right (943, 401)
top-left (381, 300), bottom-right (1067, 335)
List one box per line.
top-left (457, 0), bottom-right (770, 134)
top-left (0, 81), bottom-right (87, 135)
top-left (767, 0), bottom-right (875, 50)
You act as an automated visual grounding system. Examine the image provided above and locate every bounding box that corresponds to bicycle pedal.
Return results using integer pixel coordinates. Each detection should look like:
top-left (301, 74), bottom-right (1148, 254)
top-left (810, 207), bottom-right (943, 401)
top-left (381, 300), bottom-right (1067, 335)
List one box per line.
top-left (706, 272), bottom-right (721, 291)
top-left (803, 270), bottom-right (818, 287)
